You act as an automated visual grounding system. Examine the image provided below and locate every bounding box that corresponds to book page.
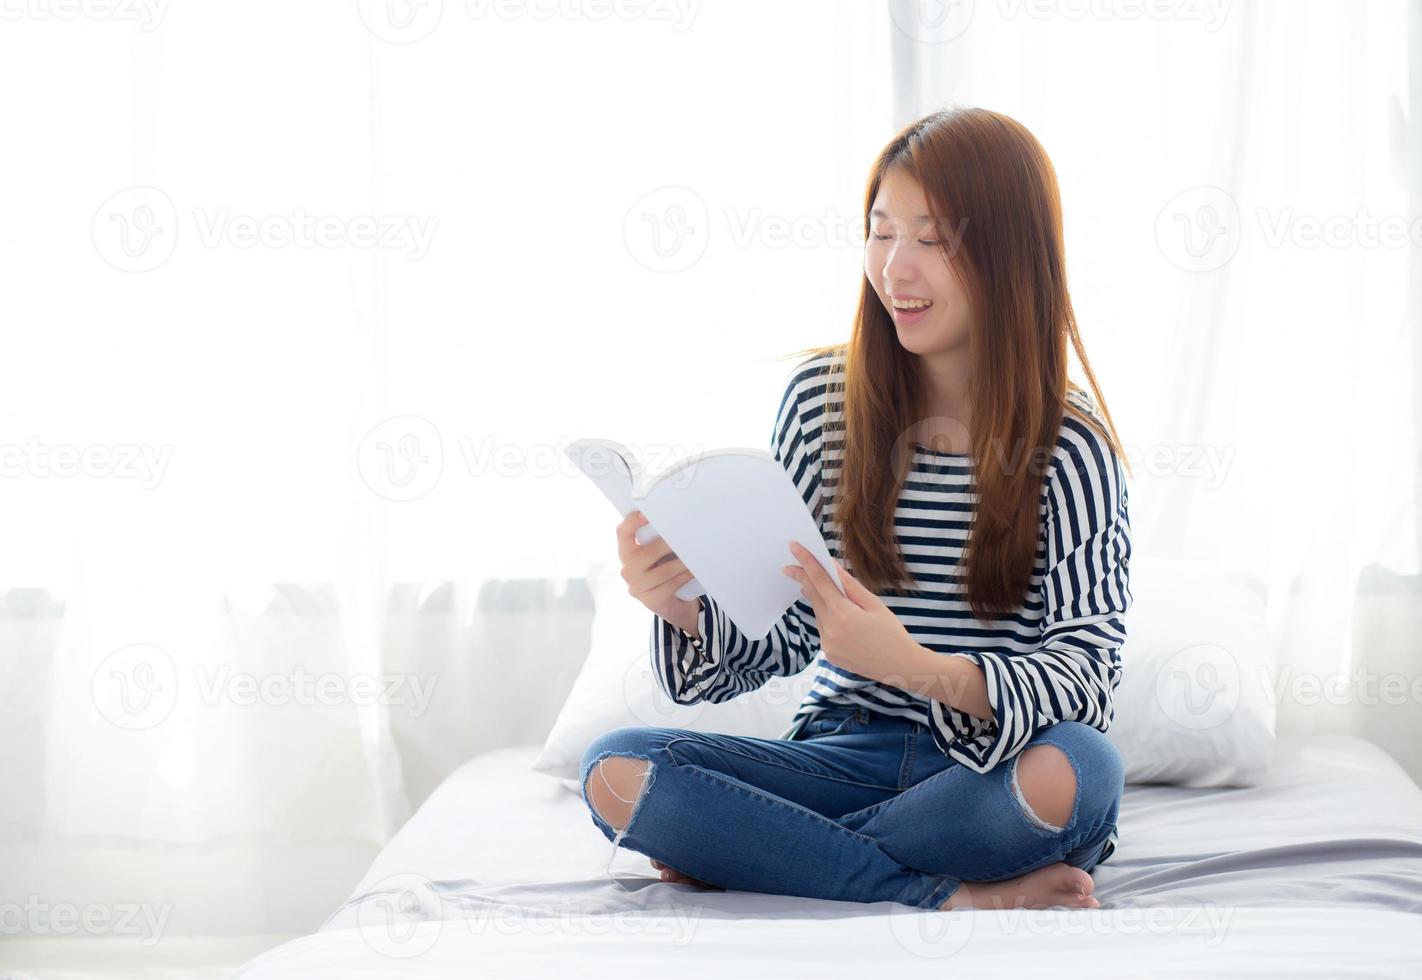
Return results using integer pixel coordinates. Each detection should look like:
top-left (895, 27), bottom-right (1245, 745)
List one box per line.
top-left (637, 450), bottom-right (843, 640)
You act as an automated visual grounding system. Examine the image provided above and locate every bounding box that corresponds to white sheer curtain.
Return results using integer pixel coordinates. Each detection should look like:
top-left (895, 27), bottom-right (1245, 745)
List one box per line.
top-left (890, 0), bottom-right (1422, 777)
top-left (0, 0), bottom-right (900, 936)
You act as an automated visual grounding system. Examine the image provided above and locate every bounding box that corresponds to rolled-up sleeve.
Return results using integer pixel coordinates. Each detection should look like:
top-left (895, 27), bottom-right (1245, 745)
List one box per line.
top-left (649, 361), bottom-right (825, 705)
top-left (928, 426), bottom-right (1132, 772)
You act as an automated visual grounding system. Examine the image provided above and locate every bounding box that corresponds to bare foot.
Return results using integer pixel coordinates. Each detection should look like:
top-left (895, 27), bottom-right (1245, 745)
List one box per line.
top-left (940, 862), bottom-right (1100, 911)
top-left (650, 859), bottom-right (723, 890)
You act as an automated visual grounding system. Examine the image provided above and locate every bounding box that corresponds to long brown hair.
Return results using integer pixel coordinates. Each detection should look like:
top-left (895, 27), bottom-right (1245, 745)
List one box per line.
top-left (779, 106), bottom-right (1130, 621)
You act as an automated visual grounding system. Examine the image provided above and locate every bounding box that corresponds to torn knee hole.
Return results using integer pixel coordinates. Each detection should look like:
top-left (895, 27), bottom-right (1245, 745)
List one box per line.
top-left (585, 754), bottom-right (654, 833)
top-left (1011, 744), bottom-right (1076, 833)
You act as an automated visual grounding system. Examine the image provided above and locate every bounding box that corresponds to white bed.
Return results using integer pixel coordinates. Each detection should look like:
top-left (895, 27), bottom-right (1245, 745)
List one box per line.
top-left (230, 732), bottom-right (1422, 978)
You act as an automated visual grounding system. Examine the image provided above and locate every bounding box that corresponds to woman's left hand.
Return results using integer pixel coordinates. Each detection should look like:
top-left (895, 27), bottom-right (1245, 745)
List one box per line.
top-left (782, 542), bottom-right (919, 686)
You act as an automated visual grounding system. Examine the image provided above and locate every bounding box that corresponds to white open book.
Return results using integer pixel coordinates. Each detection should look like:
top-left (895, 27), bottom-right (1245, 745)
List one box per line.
top-left (565, 438), bottom-right (846, 641)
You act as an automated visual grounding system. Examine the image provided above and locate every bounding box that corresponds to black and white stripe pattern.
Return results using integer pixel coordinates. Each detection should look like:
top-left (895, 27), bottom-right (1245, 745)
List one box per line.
top-left (650, 350), bottom-right (1132, 862)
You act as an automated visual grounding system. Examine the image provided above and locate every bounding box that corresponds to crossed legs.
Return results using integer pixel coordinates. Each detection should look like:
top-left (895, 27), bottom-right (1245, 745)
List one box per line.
top-left (585, 742), bottom-right (1097, 909)
top-left (587, 744), bottom-right (1075, 838)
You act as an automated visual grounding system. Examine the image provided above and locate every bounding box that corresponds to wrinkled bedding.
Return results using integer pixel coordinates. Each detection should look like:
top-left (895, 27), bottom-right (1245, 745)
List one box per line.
top-left (231, 735), bottom-right (1422, 978)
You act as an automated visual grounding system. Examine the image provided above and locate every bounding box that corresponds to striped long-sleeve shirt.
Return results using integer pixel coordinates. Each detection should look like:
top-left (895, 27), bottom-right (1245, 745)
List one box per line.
top-left (650, 349), bottom-right (1132, 863)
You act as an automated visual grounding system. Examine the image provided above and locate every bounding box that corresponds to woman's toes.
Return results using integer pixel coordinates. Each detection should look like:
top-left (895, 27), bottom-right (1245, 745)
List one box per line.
top-left (1056, 866), bottom-right (1097, 907)
top-left (1064, 866), bottom-right (1094, 896)
top-left (650, 859), bottom-right (719, 889)
top-left (1017, 862), bottom-right (1097, 909)
top-left (939, 863), bottom-right (1100, 911)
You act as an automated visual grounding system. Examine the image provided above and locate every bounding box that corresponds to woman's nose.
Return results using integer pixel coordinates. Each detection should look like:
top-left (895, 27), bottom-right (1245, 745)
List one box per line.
top-left (879, 244), bottom-right (918, 283)
top-left (875, 237), bottom-right (921, 278)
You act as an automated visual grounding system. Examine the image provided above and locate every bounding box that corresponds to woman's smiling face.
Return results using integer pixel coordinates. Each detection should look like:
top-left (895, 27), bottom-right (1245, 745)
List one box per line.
top-left (864, 165), bottom-right (975, 356)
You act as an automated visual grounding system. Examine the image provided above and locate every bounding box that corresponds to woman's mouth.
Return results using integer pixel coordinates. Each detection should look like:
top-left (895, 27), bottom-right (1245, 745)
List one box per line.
top-left (890, 297), bottom-right (933, 325)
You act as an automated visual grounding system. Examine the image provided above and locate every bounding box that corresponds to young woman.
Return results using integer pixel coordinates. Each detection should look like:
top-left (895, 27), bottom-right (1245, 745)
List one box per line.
top-left (582, 106), bottom-right (1133, 912)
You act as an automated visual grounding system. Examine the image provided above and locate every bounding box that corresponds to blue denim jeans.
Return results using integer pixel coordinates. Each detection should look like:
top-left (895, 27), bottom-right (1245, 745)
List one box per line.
top-left (579, 707), bottom-right (1124, 910)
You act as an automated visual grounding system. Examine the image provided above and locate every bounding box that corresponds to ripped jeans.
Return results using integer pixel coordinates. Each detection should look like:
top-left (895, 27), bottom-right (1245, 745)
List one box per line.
top-left (578, 708), bottom-right (1124, 910)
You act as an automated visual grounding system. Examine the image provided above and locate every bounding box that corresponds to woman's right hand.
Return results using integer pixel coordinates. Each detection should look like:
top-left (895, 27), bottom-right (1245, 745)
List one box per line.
top-left (616, 510), bottom-right (701, 635)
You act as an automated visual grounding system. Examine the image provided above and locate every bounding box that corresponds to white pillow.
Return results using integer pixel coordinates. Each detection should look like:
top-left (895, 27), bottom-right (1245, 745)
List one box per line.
top-left (532, 559), bottom-right (815, 788)
top-left (1106, 553), bottom-right (1278, 787)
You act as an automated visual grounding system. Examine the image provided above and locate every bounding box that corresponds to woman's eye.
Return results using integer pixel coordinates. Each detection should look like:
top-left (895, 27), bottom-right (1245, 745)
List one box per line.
top-left (869, 232), bottom-right (939, 245)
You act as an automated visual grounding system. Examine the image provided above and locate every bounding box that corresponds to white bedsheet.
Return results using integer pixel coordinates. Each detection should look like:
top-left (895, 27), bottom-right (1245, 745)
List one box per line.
top-left (231, 734), bottom-right (1422, 978)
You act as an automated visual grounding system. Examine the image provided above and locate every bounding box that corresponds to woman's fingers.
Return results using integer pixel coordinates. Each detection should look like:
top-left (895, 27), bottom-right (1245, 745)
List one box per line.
top-left (617, 512), bottom-right (673, 568)
top-left (788, 542), bottom-right (841, 611)
top-left (619, 512), bottom-right (699, 618)
top-left (644, 570), bottom-right (696, 608)
top-left (633, 558), bottom-right (691, 601)
top-left (615, 511), bottom-right (646, 563)
top-left (648, 556), bottom-right (689, 588)
top-left (632, 539), bottom-right (675, 577)
top-left (622, 543), bottom-right (678, 590)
